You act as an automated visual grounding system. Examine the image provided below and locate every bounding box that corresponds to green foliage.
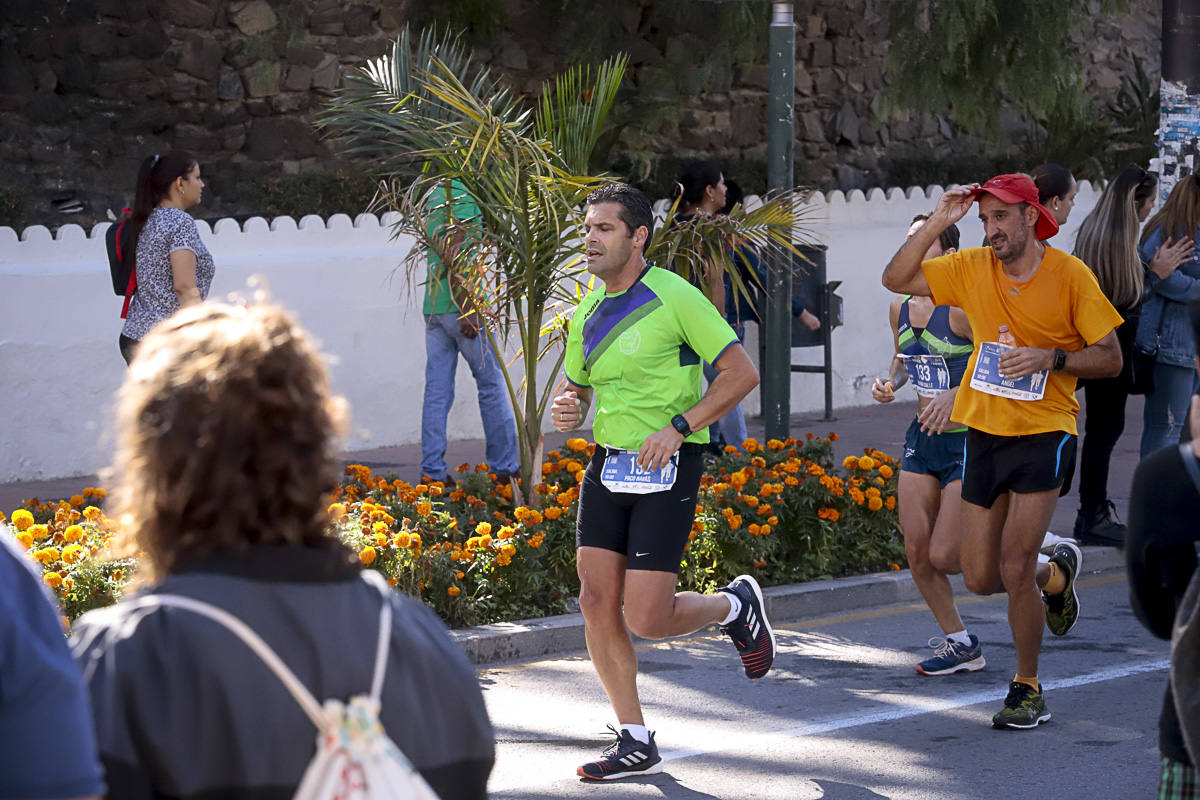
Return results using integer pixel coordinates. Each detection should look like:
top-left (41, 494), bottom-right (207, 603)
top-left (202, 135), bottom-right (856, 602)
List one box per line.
top-left (242, 170), bottom-right (380, 219)
top-left (883, 0), bottom-right (1124, 135)
top-left (0, 184), bottom-right (29, 230)
top-left (429, 0), bottom-right (508, 45)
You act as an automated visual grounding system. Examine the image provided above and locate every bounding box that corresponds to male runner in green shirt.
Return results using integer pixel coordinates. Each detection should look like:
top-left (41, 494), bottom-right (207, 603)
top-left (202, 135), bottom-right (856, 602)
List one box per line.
top-left (551, 183), bottom-right (772, 780)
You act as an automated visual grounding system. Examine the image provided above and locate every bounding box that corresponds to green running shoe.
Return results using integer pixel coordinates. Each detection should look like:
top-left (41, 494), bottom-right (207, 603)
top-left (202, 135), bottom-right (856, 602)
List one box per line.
top-left (1044, 541), bottom-right (1082, 636)
top-left (992, 681), bottom-right (1051, 729)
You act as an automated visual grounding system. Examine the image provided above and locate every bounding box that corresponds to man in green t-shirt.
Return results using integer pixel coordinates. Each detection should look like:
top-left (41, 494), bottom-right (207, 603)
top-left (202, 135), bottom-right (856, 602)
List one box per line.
top-left (550, 183), bottom-right (771, 781)
top-left (420, 179), bottom-right (517, 483)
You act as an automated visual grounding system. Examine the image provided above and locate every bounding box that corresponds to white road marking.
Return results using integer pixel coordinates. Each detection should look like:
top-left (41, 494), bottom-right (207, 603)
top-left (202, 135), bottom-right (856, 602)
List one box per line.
top-left (489, 658), bottom-right (1167, 793)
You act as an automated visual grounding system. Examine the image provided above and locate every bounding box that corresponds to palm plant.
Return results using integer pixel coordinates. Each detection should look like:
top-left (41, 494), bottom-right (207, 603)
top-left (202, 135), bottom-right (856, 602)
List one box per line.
top-left (320, 27), bottom-right (811, 500)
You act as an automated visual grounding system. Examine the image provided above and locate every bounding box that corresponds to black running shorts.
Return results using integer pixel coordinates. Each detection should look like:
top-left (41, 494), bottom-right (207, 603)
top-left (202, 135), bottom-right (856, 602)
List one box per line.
top-left (575, 443), bottom-right (705, 573)
top-left (961, 428), bottom-right (1077, 509)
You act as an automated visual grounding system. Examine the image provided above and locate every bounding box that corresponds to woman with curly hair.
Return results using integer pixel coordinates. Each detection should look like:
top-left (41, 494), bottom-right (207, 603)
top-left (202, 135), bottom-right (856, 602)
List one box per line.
top-left (71, 302), bottom-right (494, 799)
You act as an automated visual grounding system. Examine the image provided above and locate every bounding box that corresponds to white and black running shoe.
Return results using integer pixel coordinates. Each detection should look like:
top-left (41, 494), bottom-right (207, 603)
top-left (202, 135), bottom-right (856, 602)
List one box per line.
top-left (719, 574), bottom-right (777, 679)
top-left (577, 725), bottom-right (663, 780)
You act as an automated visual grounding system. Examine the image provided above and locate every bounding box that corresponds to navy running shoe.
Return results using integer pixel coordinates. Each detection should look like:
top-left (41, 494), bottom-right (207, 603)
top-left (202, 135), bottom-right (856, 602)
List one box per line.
top-left (915, 634), bottom-right (986, 676)
top-left (719, 574), bottom-right (776, 679)
top-left (577, 725), bottom-right (663, 780)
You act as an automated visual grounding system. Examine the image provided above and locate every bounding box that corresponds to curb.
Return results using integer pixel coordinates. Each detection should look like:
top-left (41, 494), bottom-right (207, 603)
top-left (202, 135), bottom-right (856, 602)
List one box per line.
top-left (452, 546), bottom-right (1126, 665)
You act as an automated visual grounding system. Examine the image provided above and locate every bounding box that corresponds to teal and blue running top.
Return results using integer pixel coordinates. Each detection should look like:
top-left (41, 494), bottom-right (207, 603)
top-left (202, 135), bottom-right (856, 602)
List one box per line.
top-left (897, 296), bottom-right (973, 388)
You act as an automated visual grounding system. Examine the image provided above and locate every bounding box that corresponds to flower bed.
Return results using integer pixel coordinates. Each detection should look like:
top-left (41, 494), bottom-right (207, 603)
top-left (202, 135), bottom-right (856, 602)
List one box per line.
top-left (3, 436), bottom-right (904, 628)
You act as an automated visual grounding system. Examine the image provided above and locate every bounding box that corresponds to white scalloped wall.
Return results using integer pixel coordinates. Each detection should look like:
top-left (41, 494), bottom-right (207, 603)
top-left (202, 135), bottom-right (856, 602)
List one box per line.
top-left (0, 184), bottom-right (1103, 481)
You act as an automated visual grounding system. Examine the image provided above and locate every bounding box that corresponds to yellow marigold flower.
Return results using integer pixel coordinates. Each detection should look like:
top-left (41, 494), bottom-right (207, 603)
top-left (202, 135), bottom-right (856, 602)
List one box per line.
top-left (44, 572), bottom-right (63, 588)
top-left (565, 438), bottom-right (588, 452)
top-left (61, 544), bottom-right (84, 564)
top-left (448, 585), bottom-right (461, 596)
top-left (10, 509), bottom-right (35, 531)
top-left (497, 553), bottom-right (512, 567)
top-left (414, 501), bottom-right (432, 517)
top-left (500, 543), bottom-right (516, 557)
top-left (473, 521), bottom-right (492, 536)
top-left (526, 510), bottom-right (544, 525)
top-left (374, 533), bottom-right (388, 547)
top-left (34, 547), bottom-right (60, 564)
top-left (327, 503), bottom-right (347, 521)
top-left (358, 547), bottom-right (376, 565)
top-left (372, 521), bottom-right (389, 534)
top-left (858, 456), bottom-right (876, 470)
top-left (544, 506), bottom-right (563, 521)
top-left (885, 496), bottom-right (896, 510)
top-left (15, 531), bottom-right (33, 549)
top-left (879, 464), bottom-right (894, 479)
top-left (30, 523), bottom-right (51, 539)
top-left (513, 507), bottom-right (530, 522)
top-left (479, 534), bottom-right (493, 548)
top-left (82, 505), bottom-right (102, 521)
top-left (497, 526), bottom-right (516, 540)
top-left (393, 532), bottom-right (411, 548)
top-left (868, 496), bottom-right (884, 511)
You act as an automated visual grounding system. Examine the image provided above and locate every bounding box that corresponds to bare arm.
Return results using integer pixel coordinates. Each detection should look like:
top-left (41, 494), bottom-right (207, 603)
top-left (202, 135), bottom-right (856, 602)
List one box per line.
top-left (637, 343), bottom-right (760, 470)
top-left (881, 184), bottom-right (978, 296)
top-left (170, 249), bottom-right (201, 307)
top-left (996, 329), bottom-right (1123, 380)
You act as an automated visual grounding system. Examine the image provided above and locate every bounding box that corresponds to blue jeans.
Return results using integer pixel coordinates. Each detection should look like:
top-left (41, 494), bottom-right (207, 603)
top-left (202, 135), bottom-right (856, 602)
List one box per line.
top-left (421, 313), bottom-right (519, 478)
top-left (1140, 361), bottom-right (1199, 457)
top-left (703, 323), bottom-right (747, 450)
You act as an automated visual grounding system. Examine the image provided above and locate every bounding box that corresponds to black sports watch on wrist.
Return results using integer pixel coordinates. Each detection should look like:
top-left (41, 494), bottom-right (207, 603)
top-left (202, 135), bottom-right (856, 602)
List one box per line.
top-left (1052, 348), bottom-right (1067, 372)
top-left (671, 414), bottom-right (692, 437)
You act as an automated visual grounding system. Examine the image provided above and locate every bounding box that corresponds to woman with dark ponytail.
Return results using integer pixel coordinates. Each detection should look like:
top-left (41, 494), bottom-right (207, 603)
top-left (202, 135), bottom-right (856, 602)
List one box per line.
top-left (118, 151), bottom-right (214, 364)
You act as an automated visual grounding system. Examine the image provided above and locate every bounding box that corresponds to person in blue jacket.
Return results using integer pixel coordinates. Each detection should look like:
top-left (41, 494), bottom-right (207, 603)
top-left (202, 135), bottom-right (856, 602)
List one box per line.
top-left (1136, 175), bottom-right (1200, 456)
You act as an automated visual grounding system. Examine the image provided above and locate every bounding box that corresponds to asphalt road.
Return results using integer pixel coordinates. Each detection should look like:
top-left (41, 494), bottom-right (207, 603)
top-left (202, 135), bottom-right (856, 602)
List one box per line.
top-left (482, 569), bottom-right (1167, 799)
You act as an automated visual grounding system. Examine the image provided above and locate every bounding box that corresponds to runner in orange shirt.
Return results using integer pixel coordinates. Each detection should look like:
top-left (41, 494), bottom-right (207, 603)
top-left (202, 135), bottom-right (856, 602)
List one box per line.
top-left (881, 174), bottom-right (1123, 729)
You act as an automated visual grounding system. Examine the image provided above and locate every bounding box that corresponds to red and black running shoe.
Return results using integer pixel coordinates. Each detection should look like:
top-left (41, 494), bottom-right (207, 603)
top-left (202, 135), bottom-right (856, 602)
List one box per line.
top-left (577, 725), bottom-right (663, 780)
top-left (719, 574), bottom-right (777, 679)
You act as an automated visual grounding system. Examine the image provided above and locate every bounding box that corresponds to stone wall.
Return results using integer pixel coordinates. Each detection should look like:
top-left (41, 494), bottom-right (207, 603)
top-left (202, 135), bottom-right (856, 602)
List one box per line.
top-left (0, 0), bottom-right (1159, 229)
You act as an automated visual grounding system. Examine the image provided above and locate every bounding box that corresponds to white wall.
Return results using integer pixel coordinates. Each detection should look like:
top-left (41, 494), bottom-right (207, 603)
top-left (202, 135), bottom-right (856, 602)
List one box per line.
top-left (0, 182), bottom-right (1101, 482)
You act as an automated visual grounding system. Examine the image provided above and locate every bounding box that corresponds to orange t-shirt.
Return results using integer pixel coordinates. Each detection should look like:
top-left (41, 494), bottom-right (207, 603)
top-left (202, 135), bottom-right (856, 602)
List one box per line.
top-left (921, 245), bottom-right (1122, 436)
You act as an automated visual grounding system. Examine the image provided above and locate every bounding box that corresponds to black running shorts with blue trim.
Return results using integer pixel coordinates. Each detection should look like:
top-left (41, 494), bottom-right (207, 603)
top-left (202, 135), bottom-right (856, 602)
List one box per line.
top-left (961, 428), bottom-right (1076, 509)
top-left (575, 444), bottom-right (704, 573)
top-left (901, 418), bottom-right (966, 487)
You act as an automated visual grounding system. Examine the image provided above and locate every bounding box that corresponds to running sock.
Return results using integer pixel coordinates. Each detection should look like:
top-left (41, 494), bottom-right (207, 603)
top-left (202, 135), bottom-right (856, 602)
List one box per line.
top-left (1014, 673), bottom-right (1040, 691)
top-left (946, 630), bottom-right (971, 647)
top-left (719, 593), bottom-right (741, 625)
top-left (1043, 561), bottom-right (1066, 595)
top-left (620, 723), bottom-right (650, 744)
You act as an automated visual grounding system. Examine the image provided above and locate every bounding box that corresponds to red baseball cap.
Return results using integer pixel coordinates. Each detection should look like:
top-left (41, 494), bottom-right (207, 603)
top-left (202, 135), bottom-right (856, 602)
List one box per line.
top-left (971, 174), bottom-right (1060, 240)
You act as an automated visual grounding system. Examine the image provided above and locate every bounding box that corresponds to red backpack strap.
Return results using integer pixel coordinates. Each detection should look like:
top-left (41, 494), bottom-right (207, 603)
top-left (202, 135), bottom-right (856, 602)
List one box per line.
top-left (118, 209), bottom-right (136, 319)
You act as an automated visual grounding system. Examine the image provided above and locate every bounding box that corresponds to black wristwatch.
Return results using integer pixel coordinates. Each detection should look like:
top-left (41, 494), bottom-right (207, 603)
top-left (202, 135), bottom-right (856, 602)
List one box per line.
top-left (671, 414), bottom-right (692, 437)
top-left (1052, 348), bottom-right (1067, 372)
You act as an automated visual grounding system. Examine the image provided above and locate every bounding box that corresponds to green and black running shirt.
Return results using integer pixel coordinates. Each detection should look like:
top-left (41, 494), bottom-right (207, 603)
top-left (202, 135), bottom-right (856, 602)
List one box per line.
top-left (564, 265), bottom-right (738, 450)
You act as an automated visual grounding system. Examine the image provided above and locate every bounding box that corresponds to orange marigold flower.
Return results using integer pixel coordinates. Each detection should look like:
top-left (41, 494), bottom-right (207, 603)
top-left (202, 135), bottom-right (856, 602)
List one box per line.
top-left (68, 494), bottom-right (85, 507)
top-left (428, 485), bottom-right (444, 497)
top-left (748, 523), bottom-right (761, 535)
top-left (394, 533), bottom-right (411, 548)
top-left (497, 526), bottom-right (516, 540)
top-left (565, 438), bottom-right (589, 452)
top-left (760, 523), bottom-right (771, 535)
top-left (785, 476), bottom-right (800, 486)
top-left (728, 514), bottom-right (743, 529)
top-left (866, 487), bottom-right (881, 499)
top-left (808, 464), bottom-right (825, 476)
top-left (544, 506), bottom-right (563, 521)
top-left (448, 585), bottom-right (461, 596)
top-left (750, 456), bottom-right (766, 468)
top-left (723, 445), bottom-right (738, 454)
top-left (744, 495), bottom-right (760, 507)
top-left (806, 432), bottom-right (814, 440)
top-left (817, 507), bottom-right (840, 522)
top-left (768, 515), bottom-right (779, 526)
top-left (757, 505), bottom-right (771, 516)
top-left (358, 547), bottom-right (376, 565)
top-left (416, 501), bottom-right (433, 516)
top-left (743, 438), bottom-right (759, 453)
top-left (526, 510), bottom-right (544, 525)
top-left (885, 496), bottom-right (896, 510)
top-left (842, 456), bottom-right (858, 469)
top-left (500, 543), bottom-right (516, 557)
top-left (830, 433), bottom-right (839, 441)
top-left (754, 558), bottom-right (767, 569)
top-left (889, 562), bottom-right (901, 571)
top-left (82, 487), bottom-right (107, 499)
top-left (868, 496), bottom-right (884, 511)
top-left (479, 534), bottom-right (493, 548)
top-left (858, 456), bottom-right (876, 470)
top-left (767, 438), bottom-right (784, 450)
top-left (879, 464), bottom-right (894, 479)
top-left (475, 521), bottom-right (493, 536)
top-left (44, 572), bottom-right (63, 588)
top-left (692, 519), bottom-right (705, 533)
top-left (529, 533), bottom-right (545, 548)
top-left (327, 503), bottom-right (347, 521)
top-left (556, 492), bottom-right (573, 507)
